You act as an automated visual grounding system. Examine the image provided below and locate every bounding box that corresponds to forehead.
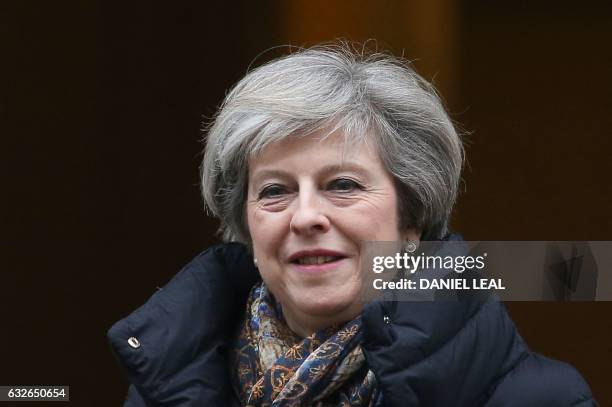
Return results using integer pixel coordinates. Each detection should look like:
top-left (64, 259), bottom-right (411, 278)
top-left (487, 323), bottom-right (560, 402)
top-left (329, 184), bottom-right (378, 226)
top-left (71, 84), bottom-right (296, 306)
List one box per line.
top-left (248, 130), bottom-right (381, 172)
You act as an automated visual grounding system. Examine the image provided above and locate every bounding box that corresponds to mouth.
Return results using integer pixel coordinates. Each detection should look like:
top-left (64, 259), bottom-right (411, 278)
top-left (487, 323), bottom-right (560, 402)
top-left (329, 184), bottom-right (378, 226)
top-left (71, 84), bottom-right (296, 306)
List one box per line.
top-left (292, 255), bottom-right (345, 265)
top-left (288, 250), bottom-right (348, 272)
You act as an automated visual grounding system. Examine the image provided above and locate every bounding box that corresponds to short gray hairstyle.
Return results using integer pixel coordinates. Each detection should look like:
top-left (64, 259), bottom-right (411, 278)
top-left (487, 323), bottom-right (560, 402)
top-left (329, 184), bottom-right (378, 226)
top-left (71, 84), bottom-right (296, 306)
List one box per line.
top-left (200, 43), bottom-right (464, 245)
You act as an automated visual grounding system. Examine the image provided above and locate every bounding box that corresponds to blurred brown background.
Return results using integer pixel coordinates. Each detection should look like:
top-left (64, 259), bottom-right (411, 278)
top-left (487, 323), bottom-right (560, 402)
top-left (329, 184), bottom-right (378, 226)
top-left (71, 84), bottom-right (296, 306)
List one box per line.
top-left (2, 1), bottom-right (611, 405)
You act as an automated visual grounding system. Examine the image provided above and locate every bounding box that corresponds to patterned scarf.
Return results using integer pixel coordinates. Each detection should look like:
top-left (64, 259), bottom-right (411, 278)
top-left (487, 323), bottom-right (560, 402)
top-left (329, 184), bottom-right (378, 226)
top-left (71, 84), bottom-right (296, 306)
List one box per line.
top-left (230, 283), bottom-right (382, 407)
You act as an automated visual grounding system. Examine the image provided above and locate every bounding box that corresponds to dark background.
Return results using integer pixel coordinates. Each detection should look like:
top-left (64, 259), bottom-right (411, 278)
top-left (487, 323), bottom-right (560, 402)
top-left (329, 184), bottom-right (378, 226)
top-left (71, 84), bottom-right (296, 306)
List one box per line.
top-left (2, 1), bottom-right (611, 405)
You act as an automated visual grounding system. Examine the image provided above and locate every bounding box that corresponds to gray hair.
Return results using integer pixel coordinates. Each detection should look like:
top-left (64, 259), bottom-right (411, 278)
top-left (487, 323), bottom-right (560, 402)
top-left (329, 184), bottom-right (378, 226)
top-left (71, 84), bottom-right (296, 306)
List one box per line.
top-left (200, 43), bottom-right (464, 245)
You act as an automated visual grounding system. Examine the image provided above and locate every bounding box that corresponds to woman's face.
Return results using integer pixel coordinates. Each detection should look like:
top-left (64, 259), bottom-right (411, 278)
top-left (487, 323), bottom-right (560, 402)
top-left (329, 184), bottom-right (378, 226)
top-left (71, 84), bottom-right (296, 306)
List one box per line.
top-left (247, 131), bottom-right (418, 334)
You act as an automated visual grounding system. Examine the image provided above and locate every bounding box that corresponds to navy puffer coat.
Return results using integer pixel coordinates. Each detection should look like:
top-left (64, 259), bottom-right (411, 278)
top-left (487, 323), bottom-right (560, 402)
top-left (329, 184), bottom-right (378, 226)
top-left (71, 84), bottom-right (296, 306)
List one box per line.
top-left (107, 241), bottom-right (596, 406)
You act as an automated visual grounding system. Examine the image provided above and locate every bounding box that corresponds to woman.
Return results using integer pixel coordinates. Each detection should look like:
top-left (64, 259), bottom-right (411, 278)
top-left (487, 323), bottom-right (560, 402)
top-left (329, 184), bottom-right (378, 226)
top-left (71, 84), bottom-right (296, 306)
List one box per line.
top-left (108, 44), bottom-right (595, 406)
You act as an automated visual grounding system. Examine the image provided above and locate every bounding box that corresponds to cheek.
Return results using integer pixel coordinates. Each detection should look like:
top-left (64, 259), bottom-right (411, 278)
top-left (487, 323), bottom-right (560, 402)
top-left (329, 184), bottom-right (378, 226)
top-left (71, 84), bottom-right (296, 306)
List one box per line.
top-left (247, 207), bottom-right (289, 259)
top-left (342, 195), bottom-right (401, 240)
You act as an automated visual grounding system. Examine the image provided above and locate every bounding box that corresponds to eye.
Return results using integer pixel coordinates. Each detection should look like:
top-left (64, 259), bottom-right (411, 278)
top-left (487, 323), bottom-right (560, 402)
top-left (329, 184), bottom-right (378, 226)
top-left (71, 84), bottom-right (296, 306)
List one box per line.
top-left (258, 184), bottom-right (287, 199)
top-left (327, 178), bottom-right (362, 192)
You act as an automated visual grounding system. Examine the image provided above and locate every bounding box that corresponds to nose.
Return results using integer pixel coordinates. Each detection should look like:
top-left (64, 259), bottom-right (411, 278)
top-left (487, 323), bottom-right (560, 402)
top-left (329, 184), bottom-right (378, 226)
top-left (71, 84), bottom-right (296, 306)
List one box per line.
top-left (289, 186), bottom-right (330, 236)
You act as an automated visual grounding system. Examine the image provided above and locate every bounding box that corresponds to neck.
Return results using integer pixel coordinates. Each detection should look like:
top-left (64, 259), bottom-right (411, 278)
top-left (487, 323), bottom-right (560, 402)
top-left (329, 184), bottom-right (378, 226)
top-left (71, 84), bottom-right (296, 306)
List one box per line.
top-left (280, 301), bottom-right (363, 338)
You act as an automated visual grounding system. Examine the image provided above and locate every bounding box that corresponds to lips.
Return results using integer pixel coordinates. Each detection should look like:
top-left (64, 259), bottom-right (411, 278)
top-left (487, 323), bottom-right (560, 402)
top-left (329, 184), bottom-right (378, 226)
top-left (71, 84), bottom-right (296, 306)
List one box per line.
top-left (295, 255), bottom-right (341, 265)
top-left (288, 249), bottom-right (347, 264)
top-left (287, 249), bottom-right (348, 273)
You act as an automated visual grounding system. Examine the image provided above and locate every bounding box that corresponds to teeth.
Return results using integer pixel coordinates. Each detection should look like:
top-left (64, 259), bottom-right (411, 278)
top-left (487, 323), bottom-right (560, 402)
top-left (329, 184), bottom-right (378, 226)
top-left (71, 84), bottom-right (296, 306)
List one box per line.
top-left (297, 256), bottom-right (338, 265)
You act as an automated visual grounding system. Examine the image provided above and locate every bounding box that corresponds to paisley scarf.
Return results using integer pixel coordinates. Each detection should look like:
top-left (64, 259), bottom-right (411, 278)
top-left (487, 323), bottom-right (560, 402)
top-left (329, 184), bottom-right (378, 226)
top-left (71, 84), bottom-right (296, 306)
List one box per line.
top-left (230, 283), bottom-right (382, 407)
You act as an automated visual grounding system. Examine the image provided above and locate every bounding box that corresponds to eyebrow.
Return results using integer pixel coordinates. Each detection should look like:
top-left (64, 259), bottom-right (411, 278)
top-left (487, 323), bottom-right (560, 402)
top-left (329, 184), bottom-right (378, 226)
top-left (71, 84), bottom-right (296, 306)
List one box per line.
top-left (250, 163), bottom-right (371, 187)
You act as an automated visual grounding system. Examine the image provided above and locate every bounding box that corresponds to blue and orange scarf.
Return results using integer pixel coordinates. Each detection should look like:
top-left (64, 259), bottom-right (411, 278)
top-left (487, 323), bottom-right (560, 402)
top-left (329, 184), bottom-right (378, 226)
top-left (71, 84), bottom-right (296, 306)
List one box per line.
top-left (231, 283), bottom-right (382, 406)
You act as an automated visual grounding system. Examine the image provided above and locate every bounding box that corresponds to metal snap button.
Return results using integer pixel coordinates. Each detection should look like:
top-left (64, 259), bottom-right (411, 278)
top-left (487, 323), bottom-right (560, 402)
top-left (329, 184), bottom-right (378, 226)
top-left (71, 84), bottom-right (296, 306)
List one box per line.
top-left (128, 337), bottom-right (141, 349)
top-left (383, 315), bottom-right (390, 324)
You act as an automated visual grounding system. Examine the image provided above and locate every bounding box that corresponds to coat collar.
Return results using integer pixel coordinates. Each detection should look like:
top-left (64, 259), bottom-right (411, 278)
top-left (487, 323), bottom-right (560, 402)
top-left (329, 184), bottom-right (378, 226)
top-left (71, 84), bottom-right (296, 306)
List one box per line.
top-left (107, 243), bottom-right (260, 405)
top-left (361, 234), bottom-right (529, 406)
